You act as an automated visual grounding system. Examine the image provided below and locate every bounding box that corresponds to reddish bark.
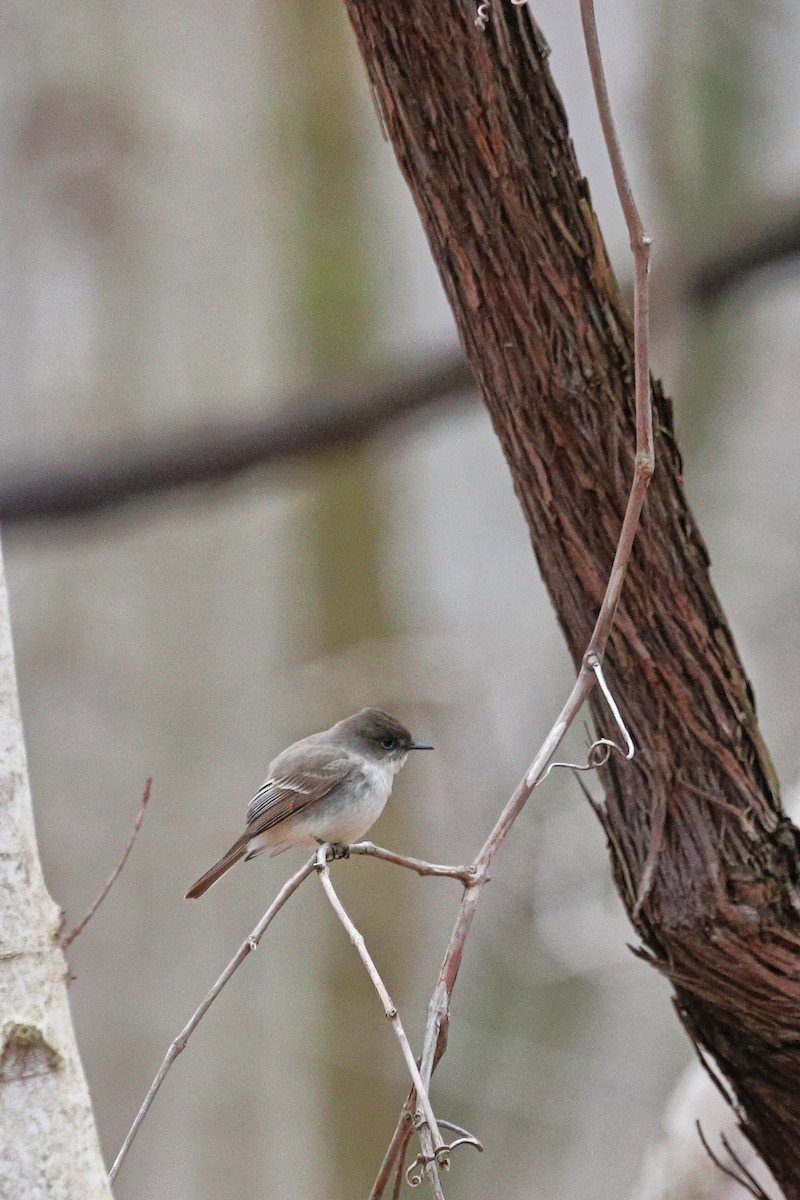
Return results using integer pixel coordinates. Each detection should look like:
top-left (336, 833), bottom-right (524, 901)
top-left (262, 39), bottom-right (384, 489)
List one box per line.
top-left (342, 2), bottom-right (800, 1194)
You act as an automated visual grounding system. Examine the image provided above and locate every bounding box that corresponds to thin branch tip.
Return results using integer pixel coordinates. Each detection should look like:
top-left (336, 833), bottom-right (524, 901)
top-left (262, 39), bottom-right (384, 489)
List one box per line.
top-left (61, 777), bottom-right (152, 951)
top-left (696, 1122), bottom-right (775, 1200)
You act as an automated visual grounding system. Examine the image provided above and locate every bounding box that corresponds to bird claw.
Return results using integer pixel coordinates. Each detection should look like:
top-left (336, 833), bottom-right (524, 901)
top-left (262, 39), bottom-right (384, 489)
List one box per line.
top-left (316, 841), bottom-right (350, 862)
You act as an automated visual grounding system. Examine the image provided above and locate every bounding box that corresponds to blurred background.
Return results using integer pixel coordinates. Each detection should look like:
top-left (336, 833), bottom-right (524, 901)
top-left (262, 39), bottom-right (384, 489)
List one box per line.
top-left (2, 1), bottom-right (799, 1197)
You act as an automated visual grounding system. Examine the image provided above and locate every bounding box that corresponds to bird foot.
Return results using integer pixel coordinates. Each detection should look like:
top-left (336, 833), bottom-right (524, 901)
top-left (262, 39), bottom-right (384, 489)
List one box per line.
top-left (317, 841), bottom-right (350, 861)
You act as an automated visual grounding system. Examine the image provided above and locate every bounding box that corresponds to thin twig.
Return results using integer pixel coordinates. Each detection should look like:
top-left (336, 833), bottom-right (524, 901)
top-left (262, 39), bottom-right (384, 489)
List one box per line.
top-left (579, 0), bottom-right (653, 663)
top-left (371, 2), bottom-right (654, 1191)
top-left (61, 778), bottom-right (152, 951)
top-left (314, 847), bottom-right (446, 1160)
top-left (108, 855), bottom-right (316, 1185)
top-left (542, 657), bottom-right (635, 780)
top-left (696, 1122), bottom-right (774, 1200)
top-left (370, 1099), bottom-right (415, 1200)
top-left (391, 1146), bottom-right (408, 1200)
top-left (719, 1133), bottom-right (775, 1200)
top-left (349, 842), bottom-right (476, 884)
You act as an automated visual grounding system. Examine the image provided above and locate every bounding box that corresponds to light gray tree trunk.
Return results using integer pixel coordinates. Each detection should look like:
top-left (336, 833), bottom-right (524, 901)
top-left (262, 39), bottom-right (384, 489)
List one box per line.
top-left (0, 542), bottom-right (111, 1199)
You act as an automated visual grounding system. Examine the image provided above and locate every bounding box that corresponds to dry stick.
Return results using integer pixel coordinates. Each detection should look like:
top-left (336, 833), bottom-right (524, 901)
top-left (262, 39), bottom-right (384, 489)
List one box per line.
top-left (61, 778), bottom-right (152, 951)
top-left (349, 841), bottom-right (476, 884)
top-left (392, 1146), bottom-right (409, 1200)
top-left (108, 855), bottom-right (316, 1185)
top-left (371, 1105), bottom-right (416, 1200)
top-left (372, 2), bottom-right (654, 1191)
top-left (314, 846), bottom-right (446, 1161)
top-left (578, 0), bottom-right (654, 516)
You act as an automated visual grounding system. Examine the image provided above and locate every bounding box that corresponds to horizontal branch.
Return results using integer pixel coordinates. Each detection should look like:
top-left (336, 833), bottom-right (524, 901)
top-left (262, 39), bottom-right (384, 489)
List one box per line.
top-left (687, 203), bottom-right (800, 307)
top-left (348, 841), bottom-right (477, 883)
top-left (0, 354), bottom-right (474, 524)
top-left (3, 200), bottom-right (795, 532)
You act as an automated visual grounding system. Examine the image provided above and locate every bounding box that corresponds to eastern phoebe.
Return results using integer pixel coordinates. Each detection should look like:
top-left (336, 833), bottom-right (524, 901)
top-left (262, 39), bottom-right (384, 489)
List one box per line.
top-left (185, 708), bottom-right (433, 898)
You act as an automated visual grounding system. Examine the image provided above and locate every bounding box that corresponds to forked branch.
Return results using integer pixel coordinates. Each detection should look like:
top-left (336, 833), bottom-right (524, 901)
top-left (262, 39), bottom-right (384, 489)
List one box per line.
top-left (109, 842), bottom-right (473, 1185)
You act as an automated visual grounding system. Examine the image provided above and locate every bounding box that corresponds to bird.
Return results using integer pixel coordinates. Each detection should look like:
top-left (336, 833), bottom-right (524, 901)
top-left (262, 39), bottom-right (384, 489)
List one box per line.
top-left (185, 707), bottom-right (433, 898)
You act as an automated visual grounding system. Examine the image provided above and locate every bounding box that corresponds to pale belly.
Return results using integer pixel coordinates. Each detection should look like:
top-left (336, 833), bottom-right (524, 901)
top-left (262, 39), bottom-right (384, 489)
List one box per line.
top-left (246, 761), bottom-right (396, 857)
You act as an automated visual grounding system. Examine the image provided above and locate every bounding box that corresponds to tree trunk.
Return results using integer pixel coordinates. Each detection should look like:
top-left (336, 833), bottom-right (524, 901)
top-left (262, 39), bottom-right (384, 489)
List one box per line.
top-left (341, 2), bottom-right (800, 1195)
top-left (0, 542), bottom-right (112, 1200)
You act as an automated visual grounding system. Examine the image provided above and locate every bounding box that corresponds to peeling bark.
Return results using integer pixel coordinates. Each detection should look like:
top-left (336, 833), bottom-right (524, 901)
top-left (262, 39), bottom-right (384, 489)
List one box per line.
top-left (0, 544), bottom-right (111, 1199)
top-left (341, 2), bottom-right (800, 1195)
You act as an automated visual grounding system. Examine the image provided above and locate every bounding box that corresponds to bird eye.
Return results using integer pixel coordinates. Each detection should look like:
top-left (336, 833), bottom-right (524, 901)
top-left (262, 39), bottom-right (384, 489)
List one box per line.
top-left (381, 737), bottom-right (397, 751)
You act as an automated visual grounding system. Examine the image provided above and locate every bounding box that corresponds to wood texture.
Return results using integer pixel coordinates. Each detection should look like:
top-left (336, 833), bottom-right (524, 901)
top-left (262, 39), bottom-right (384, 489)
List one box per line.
top-left (341, 1), bottom-right (800, 1194)
top-left (0, 543), bottom-right (113, 1200)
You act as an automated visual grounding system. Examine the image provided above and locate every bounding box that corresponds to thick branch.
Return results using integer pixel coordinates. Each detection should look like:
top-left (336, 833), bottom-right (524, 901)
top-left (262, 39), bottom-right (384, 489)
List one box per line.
top-left (342, 1), bottom-right (800, 1196)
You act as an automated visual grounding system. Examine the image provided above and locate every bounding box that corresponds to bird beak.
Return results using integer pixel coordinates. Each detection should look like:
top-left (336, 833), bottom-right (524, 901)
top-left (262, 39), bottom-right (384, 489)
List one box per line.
top-left (410, 741), bottom-right (434, 750)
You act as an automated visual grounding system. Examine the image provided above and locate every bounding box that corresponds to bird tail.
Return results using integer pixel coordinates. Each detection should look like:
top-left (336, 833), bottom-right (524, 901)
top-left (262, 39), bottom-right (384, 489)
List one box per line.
top-left (185, 842), bottom-right (247, 899)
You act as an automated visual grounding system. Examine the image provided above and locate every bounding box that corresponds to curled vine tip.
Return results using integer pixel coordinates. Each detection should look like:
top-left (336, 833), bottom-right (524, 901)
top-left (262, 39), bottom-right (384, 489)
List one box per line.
top-left (405, 1124), bottom-right (483, 1187)
top-left (543, 656), bottom-right (635, 780)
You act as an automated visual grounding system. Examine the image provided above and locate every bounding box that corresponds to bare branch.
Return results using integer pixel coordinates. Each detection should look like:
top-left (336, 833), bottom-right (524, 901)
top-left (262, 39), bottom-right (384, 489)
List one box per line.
top-left (688, 204), bottom-right (800, 308)
top-left (370, 1098), bottom-right (415, 1200)
top-left (579, 0), bottom-right (653, 663)
top-left (6, 193), bottom-right (795, 533)
top-left (314, 847), bottom-right (448, 1179)
top-left (391, 1145), bottom-right (409, 1200)
top-left (349, 842), bottom-right (476, 884)
top-left (61, 779), bottom-right (152, 951)
top-left (0, 354), bottom-right (473, 525)
top-left (108, 855), bottom-right (316, 1185)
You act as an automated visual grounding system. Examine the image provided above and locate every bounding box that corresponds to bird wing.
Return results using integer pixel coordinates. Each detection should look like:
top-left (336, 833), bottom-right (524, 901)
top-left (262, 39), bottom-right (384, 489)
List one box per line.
top-left (244, 750), bottom-right (354, 836)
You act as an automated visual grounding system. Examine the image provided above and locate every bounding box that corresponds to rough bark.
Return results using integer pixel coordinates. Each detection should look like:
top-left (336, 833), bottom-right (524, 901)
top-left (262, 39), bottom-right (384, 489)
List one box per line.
top-left (341, 2), bottom-right (800, 1195)
top-left (0, 543), bottom-right (112, 1200)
